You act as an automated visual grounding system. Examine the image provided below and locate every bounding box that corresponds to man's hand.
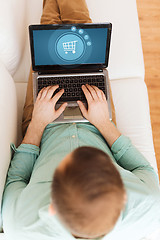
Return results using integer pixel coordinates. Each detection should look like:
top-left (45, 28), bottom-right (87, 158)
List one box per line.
top-left (77, 84), bottom-right (121, 147)
top-left (77, 84), bottom-right (110, 130)
top-left (22, 85), bottom-right (67, 146)
top-left (31, 85), bottom-right (67, 129)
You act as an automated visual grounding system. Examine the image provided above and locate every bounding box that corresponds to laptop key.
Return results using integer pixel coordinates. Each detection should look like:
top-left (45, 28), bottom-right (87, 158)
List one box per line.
top-left (101, 87), bottom-right (105, 92)
top-left (38, 78), bottom-right (43, 83)
top-left (38, 86), bottom-right (43, 91)
top-left (99, 78), bottom-right (104, 82)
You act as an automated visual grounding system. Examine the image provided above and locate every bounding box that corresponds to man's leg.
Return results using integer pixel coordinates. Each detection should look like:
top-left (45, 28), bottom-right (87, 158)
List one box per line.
top-left (57, 0), bottom-right (92, 23)
top-left (41, 0), bottom-right (62, 24)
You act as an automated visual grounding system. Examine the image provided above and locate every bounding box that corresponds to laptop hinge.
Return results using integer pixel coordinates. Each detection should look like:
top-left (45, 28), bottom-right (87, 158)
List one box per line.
top-left (38, 68), bottom-right (103, 75)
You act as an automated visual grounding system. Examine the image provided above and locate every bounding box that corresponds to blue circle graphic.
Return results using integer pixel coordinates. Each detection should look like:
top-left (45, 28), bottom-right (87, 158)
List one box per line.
top-left (71, 26), bottom-right (76, 32)
top-left (79, 29), bottom-right (84, 34)
top-left (55, 33), bottom-right (85, 61)
top-left (87, 41), bottom-right (92, 46)
top-left (84, 35), bottom-right (89, 40)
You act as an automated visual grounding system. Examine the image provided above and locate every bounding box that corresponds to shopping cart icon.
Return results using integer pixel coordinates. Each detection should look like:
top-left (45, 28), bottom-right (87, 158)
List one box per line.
top-left (63, 40), bottom-right (78, 54)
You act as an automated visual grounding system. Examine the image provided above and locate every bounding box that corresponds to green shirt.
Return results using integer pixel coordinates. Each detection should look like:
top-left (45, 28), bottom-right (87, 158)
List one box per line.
top-left (2, 122), bottom-right (160, 240)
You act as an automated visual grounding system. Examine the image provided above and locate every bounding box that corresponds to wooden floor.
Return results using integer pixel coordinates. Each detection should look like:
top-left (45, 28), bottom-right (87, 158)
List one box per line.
top-left (136, 0), bottom-right (160, 176)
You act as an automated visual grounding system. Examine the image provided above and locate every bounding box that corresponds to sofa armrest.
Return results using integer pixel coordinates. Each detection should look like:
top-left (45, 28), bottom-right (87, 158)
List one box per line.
top-left (0, 61), bottom-right (17, 230)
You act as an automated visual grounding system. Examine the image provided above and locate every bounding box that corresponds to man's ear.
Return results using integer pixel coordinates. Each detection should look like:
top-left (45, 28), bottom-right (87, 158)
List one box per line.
top-left (49, 204), bottom-right (56, 216)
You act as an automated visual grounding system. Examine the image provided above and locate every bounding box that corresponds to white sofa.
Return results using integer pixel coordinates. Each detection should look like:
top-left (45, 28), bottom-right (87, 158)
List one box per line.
top-left (0, 0), bottom-right (159, 239)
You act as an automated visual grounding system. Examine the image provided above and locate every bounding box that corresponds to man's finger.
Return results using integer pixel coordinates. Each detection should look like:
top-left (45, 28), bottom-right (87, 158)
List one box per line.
top-left (55, 102), bottom-right (68, 118)
top-left (90, 85), bottom-right (103, 99)
top-left (81, 85), bottom-right (93, 103)
top-left (52, 89), bottom-right (65, 104)
top-left (45, 85), bottom-right (59, 100)
top-left (39, 86), bottom-right (55, 100)
top-left (101, 90), bottom-right (107, 100)
top-left (77, 101), bottom-right (87, 118)
top-left (37, 87), bottom-right (47, 100)
top-left (86, 84), bottom-right (99, 100)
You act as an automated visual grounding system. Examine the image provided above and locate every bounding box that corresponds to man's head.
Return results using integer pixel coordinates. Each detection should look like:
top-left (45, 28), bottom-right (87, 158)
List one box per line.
top-left (50, 146), bottom-right (126, 239)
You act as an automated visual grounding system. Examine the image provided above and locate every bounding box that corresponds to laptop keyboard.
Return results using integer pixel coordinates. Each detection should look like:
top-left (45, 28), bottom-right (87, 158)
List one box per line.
top-left (37, 75), bottom-right (106, 102)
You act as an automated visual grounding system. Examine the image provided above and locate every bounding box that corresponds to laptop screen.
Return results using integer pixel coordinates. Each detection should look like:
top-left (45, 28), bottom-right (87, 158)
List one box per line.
top-left (29, 23), bottom-right (112, 71)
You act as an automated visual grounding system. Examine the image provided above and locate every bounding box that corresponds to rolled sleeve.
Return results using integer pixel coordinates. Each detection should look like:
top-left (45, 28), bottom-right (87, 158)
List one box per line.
top-left (11, 143), bottom-right (40, 155)
top-left (111, 135), bottom-right (160, 194)
top-left (2, 144), bottom-right (40, 232)
top-left (111, 135), bottom-right (152, 171)
top-left (111, 135), bottom-right (131, 163)
top-left (6, 143), bottom-right (40, 187)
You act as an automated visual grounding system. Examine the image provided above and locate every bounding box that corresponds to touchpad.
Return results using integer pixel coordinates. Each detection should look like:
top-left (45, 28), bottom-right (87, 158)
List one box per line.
top-left (64, 106), bottom-right (83, 119)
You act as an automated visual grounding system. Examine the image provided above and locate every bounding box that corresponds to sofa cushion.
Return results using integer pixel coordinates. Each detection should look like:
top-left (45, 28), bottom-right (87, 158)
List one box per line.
top-left (86, 0), bottom-right (145, 80)
top-left (0, 1), bottom-right (28, 76)
top-left (110, 78), bottom-right (157, 171)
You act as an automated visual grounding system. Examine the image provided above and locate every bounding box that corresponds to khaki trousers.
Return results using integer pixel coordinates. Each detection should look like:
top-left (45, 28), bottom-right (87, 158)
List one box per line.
top-left (22, 0), bottom-right (116, 137)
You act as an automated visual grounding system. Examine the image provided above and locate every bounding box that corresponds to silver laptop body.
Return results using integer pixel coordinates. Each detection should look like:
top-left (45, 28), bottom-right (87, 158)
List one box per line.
top-left (29, 23), bottom-right (112, 123)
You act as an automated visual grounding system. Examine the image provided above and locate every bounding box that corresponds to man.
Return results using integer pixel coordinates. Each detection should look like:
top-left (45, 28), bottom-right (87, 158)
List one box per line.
top-left (2, 0), bottom-right (160, 240)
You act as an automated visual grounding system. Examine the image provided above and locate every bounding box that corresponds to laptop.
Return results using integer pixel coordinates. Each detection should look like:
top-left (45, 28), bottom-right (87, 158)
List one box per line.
top-left (29, 23), bottom-right (112, 123)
